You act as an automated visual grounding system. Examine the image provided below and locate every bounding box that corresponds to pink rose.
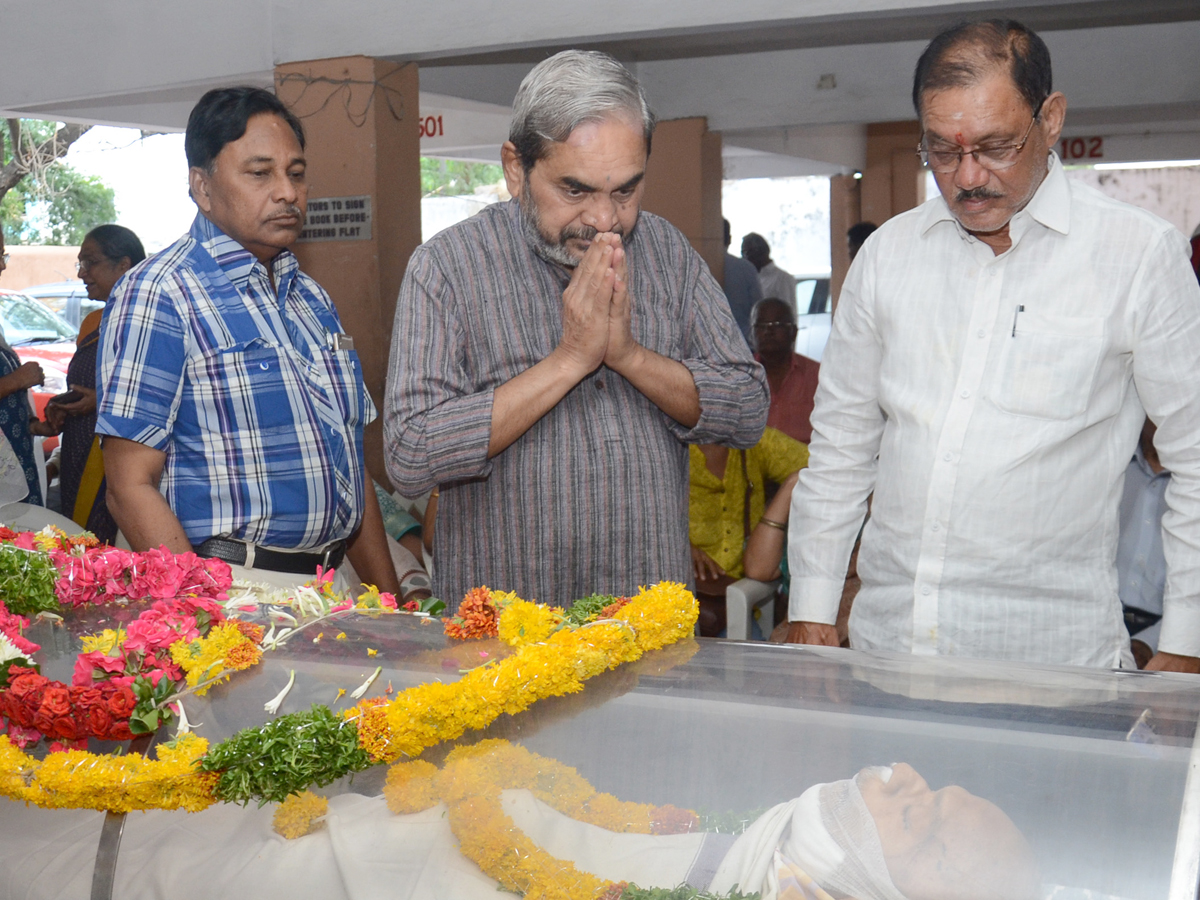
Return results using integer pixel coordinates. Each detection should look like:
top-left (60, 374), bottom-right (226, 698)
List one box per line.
top-left (123, 610), bottom-right (176, 653)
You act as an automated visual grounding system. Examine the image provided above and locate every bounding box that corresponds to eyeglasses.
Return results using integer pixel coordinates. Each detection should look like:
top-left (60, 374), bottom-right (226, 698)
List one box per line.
top-left (0, 253), bottom-right (8, 265)
top-left (76, 258), bottom-right (103, 274)
top-left (918, 100), bottom-right (1044, 174)
top-left (753, 320), bottom-right (795, 333)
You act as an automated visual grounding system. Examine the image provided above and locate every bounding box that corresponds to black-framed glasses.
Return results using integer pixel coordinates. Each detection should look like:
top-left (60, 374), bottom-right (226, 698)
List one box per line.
top-left (918, 100), bottom-right (1044, 174)
top-left (753, 320), bottom-right (796, 333)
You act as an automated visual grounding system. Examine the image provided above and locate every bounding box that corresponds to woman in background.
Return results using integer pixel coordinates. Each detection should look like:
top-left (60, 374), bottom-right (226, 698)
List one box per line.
top-left (32, 224), bottom-right (144, 541)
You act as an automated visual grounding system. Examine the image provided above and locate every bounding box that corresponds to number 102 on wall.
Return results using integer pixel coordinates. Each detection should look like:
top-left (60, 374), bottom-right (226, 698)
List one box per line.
top-left (1060, 136), bottom-right (1104, 160)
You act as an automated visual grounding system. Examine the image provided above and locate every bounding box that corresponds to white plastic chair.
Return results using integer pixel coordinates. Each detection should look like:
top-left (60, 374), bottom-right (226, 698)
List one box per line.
top-left (725, 577), bottom-right (780, 641)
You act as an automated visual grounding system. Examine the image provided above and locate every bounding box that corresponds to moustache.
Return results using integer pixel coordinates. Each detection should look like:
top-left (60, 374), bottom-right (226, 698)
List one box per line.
top-left (560, 224), bottom-right (624, 244)
top-left (270, 204), bottom-right (304, 221)
top-left (956, 187), bottom-right (1003, 202)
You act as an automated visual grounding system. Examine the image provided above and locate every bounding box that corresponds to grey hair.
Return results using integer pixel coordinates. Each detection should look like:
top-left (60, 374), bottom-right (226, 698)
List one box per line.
top-left (509, 50), bottom-right (656, 172)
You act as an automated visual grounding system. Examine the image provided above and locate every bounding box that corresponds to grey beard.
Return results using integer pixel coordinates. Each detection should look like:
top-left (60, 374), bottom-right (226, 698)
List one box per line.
top-left (517, 185), bottom-right (637, 269)
top-left (519, 195), bottom-right (582, 268)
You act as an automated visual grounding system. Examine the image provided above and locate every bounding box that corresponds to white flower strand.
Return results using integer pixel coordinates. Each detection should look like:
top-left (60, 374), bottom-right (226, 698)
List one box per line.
top-left (349, 666), bottom-right (382, 700)
top-left (264, 670), bottom-right (296, 715)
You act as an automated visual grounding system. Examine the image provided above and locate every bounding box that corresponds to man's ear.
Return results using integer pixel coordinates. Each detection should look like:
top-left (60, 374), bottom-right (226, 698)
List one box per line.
top-left (1039, 91), bottom-right (1068, 148)
top-left (188, 166), bottom-right (213, 214)
top-left (500, 141), bottom-right (525, 200)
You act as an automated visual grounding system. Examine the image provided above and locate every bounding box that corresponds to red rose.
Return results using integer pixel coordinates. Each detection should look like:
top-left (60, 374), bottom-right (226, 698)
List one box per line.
top-left (108, 721), bottom-right (133, 741)
top-left (40, 686), bottom-right (72, 717)
top-left (107, 686), bottom-right (136, 718)
top-left (86, 705), bottom-right (113, 739)
top-left (7, 671), bottom-right (48, 701)
top-left (32, 709), bottom-right (56, 735)
top-left (51, 715), bottom-right (79, 741)
top-left (75, 687), bottom-right (104, 710)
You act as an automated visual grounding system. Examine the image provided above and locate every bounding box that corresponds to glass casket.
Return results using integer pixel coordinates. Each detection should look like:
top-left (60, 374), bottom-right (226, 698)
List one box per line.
top-left (2, 598), bottom-right (1199, 900)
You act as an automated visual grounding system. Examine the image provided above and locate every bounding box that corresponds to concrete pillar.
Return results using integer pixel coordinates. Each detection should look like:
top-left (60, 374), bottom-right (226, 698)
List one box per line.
top-left (274, 56), bottom-right (422, 490)
top-left (861, 121), bottom-right (923, 227)
top-left (829, 174), bottom-right (861, 312)
top-left (641, 117), bottom-right (725, 283)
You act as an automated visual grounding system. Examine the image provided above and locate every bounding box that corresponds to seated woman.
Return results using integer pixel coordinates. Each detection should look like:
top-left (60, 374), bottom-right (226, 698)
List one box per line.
top-left (689, 426), bottom-right (808, 635)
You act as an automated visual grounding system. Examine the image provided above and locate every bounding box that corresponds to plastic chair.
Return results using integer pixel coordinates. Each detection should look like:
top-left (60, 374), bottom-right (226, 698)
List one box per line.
top-left (725, 578), bottom-right (780, 641)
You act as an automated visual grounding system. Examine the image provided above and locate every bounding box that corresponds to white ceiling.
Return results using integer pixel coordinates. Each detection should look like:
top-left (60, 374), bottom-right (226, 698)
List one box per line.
top-left (3, 0), bottom-right (1197, 176)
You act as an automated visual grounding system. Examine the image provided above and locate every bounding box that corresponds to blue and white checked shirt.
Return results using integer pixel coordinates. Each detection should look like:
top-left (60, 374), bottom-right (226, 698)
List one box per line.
top-left (96, 214), bottom-right (374, 550)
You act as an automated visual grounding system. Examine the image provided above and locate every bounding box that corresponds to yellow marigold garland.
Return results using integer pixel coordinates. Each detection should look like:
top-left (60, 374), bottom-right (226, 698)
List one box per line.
top-left (272, 790), bottom-right (329, 839)
top-left (498, 596), bottom-right (564, 647)
top-left (0, 733), bottom-right (217, 813)
top-left (350, 582), bottom-right (697, 764)
top-left (0, 582), bottom-right (698, 814)
top-left (395, 740), bottom-right (700, 900)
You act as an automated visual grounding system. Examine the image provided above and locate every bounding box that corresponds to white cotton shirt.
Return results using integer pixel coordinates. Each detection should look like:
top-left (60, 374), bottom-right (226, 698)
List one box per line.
top-left (788, 153), bottom-right (1200, 667)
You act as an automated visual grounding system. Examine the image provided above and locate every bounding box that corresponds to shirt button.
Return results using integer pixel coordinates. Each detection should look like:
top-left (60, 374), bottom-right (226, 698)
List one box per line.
top-left (943, 452), bottom-right (953, 462)
top-left (931, 522), bottom-right (940, 532)
top-left (259, 362), bottom-right (269, 370)
top-left (960, 389), bottom-right (970, 398)
top-left (595, 380), bottom-right (605, 390)
top-left (921, 586), bottom-right (931, 596)
top-left (977, 329), bottom-right (986, 338)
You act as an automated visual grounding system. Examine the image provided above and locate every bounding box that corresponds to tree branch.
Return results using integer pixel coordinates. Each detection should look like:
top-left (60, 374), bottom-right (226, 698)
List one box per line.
top-left (0, 121), bottom-right (91, 204)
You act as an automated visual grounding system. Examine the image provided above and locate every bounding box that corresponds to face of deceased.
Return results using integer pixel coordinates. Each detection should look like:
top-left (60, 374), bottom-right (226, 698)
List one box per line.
top-left (921, 70), bottom-right (1064, 239)
top-left (859, 763), bottom-right (1040, 900)
top-left (189, 112), bottom-right (308, 264)
top-left (503, 115), bottom-right (647, 267)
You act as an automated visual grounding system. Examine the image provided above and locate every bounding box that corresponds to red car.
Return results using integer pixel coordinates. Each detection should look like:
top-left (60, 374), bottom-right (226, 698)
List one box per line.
top-left (0, 288), bottom-right (79, 454)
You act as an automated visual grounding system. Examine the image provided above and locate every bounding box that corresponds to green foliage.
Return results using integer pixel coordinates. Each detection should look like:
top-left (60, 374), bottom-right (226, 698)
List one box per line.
top-left (2, 118), bottom-right (114, 245)
top-left (36, 165), bottom-right (116, 245)
top-left (129, 673), bottom-right (177, 735)
top-left (0, 545), bottom-right (60, 617)
top-left (203, 704), bottom-right (372, 806)
top-left (421, 157), bottom-right (502, 198)
top-left (564, 593), bottom-right (618, 626)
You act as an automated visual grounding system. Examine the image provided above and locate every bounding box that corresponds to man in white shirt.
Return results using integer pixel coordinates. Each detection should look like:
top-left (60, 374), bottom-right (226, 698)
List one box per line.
top-left (785, 19), bottom-right (1200, 672)
top-left (742, 233), bottom-right (797, 315)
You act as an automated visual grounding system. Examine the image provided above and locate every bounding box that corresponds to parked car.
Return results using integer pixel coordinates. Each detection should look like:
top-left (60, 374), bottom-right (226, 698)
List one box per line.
top-left (0, 289), bottom-right (76, 441)
top-left (794, 276), bottom-right (832, 362)
top-left (20, 281), bottom-right (104, 333)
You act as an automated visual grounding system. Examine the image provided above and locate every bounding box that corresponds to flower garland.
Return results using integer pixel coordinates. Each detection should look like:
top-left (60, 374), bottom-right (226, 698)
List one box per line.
top-left (383, 739), bottom-right (744, 900)
top-left (0, 581), bottom-right (697, 812)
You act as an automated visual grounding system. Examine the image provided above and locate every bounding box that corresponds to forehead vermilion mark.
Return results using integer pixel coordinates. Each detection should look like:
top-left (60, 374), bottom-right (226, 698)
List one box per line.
top-left (956, 132), bottom-right (965, 144)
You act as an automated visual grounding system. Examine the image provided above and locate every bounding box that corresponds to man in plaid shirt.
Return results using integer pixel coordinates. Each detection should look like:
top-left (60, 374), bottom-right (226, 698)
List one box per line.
top-left (96, 87), bottom-right (398, 594)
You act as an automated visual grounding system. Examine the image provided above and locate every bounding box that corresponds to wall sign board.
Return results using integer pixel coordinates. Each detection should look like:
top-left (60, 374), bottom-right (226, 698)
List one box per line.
top-left (297, 196), bottom-right (373, 242)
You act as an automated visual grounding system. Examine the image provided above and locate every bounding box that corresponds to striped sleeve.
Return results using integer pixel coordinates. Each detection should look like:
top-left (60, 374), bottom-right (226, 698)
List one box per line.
top-left (384, 244), bottom-right (495, 496)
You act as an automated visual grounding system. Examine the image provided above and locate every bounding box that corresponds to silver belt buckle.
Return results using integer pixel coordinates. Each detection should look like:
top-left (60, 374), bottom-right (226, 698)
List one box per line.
top-left (320, 544), bottom-right (335, 568)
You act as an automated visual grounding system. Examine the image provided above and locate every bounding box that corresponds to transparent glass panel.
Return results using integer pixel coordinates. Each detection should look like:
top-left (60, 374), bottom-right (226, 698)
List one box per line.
top-left (8, 605), bottom-right (1200, 900)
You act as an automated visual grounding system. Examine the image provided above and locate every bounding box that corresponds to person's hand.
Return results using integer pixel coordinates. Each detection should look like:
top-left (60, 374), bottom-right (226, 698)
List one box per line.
top-left (556, 236), bottom-right (615, 374)
top-left (1145, 651), bottom-right (1200, 674)
top-left (784, 620), bottom-right (840, 646)
top-left (29, 412), bottom-right (62, 437)
top-left (53, 384), bottom-right (96, 417)
top-left (10, 361), bottom-right (44, 391)
top-left (690, 545), bottom-right (726, 584)
top-left (602, 234), bottom-right (640, 372)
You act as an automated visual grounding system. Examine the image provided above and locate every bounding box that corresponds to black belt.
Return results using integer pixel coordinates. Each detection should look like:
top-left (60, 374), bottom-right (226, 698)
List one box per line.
top-left (195, 537), bottom-right (346, 576)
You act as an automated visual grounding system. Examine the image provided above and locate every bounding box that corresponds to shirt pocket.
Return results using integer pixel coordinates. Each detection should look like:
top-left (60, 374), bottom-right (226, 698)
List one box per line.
top-left (990, 312), bottom-right (1105, 420)
top-left (191, 339), bottom-right (298, 431)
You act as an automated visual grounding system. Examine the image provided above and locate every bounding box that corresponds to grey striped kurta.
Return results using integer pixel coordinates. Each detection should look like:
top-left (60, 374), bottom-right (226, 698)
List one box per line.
top-left (384, 200), bottom-right (768, 609)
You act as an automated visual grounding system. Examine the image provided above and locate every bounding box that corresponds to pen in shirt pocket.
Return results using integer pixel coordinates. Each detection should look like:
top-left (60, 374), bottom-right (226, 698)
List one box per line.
top-left (1011, 304), bottom-right (1025, 337)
